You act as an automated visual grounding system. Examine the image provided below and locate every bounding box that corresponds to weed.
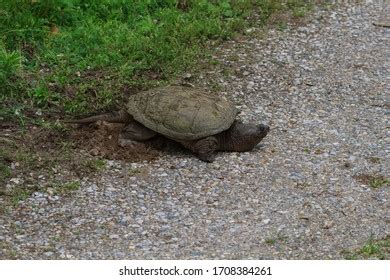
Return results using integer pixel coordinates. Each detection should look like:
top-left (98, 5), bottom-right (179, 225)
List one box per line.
top-left (286, 0), bottom-right (313, 18)
top-left (369, 177), bottom-right (389, 189)
top-left (0, 106), bottom-right (27, 127)
top-left (61, 181), bottom-right (81, 193)
top-left (10, 188), bottom-right (31, 206)
top-left (0, 45), bottom-right (21, 83)
top-left (128, 167), bottom-right (143, 176)
top-left (292, 7), bottom-right (308, 17)
top-left (209, 59), bottom-right (220, 65)
top-left (209, 81), bottom-right (224, 92)
top-left (277, 21), bottom-right (288, 31)
top-left (354, 174), bottom-right (389, 189)
top-left (28, 83), bottom-right (60, 107)
top-left (342, 249), bottom-right (358, 260)
top-left (2, 248), bottom-right (18, 259)
top-left (45, 180), bottom-right (81, 195)
top-left (342, 236), bottom-right (390, 260)
top-left (264, 233), bottom-right (287, 245)
top-left (15, 150), bottom-right (38, 168)
top-left (368, 157), bottom-right (381, 164)
top-left (360, 241), bottom-right (380, 256)
top-left (83, 159), bottom-right (107, 172)
top-left (32, 119), bottom-right (68, 132)
top-left (265, 238), bottom-right (277, 245)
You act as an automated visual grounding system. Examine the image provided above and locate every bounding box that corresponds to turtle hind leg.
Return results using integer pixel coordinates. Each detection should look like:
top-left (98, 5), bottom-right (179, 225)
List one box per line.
top-left (182, 136), bottom-right (218, 162)
top-left (118, 120), bottom-right (157, 147)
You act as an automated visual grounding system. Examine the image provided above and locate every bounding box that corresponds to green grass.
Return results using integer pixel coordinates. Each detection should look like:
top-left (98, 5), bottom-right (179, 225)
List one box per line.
top-left (1, 0), bottom-right (314, 122)
top-left (32, 118), bottom-right (68, 132)
top-left (264, 233), bottom-right (287, 245)
top-left (128, 166), bottom-right (144, 176)
top-left (10, 188), bottom-right (32, 206)
top-left (354, 174), bottom-right (389, 189)
top-left (61, 181), bottom-right (81, 193)
top-left (82, 158), bottom-right (107, 172)
top-left (369, 177), bottom-right (389, 189)
top-left (0, 45), bottom-right (22, 86)
top-left (8, 180), bottom-right (80, 205)
top-left (342, 236), bottom-right (390, 260)
top-left (264, 238), bottom-right (277, 245)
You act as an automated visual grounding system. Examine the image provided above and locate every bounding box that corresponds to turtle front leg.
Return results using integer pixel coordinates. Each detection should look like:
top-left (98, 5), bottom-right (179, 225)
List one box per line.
top-left (194, 136), bottom-right (218, 162)
top-left (118, 120), bottom-right (157, 147)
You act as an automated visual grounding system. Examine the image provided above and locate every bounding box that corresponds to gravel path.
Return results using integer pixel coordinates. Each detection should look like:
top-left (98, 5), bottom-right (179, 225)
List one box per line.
top-left (1, 1), bottom-right (389, 259)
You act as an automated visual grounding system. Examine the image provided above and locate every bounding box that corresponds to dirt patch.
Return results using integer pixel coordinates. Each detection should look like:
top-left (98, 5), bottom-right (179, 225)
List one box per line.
top-left (68, 121), bottom-right (161, 162)
top-left (0, 122), bottom-right (162, 181)
top-left (2, 119), bottom-right (183, 178)
top-left (0, 121), bottom-right (163, 203)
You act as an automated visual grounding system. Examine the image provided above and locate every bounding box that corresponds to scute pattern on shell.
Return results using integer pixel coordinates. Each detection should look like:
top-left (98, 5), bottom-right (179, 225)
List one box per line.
top-left (127, 86), bottom-right (238, 140)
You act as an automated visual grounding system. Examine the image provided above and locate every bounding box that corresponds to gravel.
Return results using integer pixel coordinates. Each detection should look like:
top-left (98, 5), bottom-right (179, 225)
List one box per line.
top-left (1, 1), bottom-right (389, 259)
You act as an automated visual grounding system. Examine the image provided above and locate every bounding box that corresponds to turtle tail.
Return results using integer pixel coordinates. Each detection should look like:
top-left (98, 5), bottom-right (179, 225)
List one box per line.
top-left (64, 110), bottom-right (131, 124)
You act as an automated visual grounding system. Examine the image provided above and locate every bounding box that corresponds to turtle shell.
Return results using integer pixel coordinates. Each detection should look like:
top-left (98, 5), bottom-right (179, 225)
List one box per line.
top-left (127, 86), bottom-right (238, 140)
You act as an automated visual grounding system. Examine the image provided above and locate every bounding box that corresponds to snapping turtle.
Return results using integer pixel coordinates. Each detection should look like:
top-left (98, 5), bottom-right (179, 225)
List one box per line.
top-left (67, 86), bottom-right (269, 162)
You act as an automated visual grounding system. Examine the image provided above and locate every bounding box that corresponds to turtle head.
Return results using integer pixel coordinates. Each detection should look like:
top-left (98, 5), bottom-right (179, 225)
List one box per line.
top-left (222, 121), bottom-right (269, 152)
